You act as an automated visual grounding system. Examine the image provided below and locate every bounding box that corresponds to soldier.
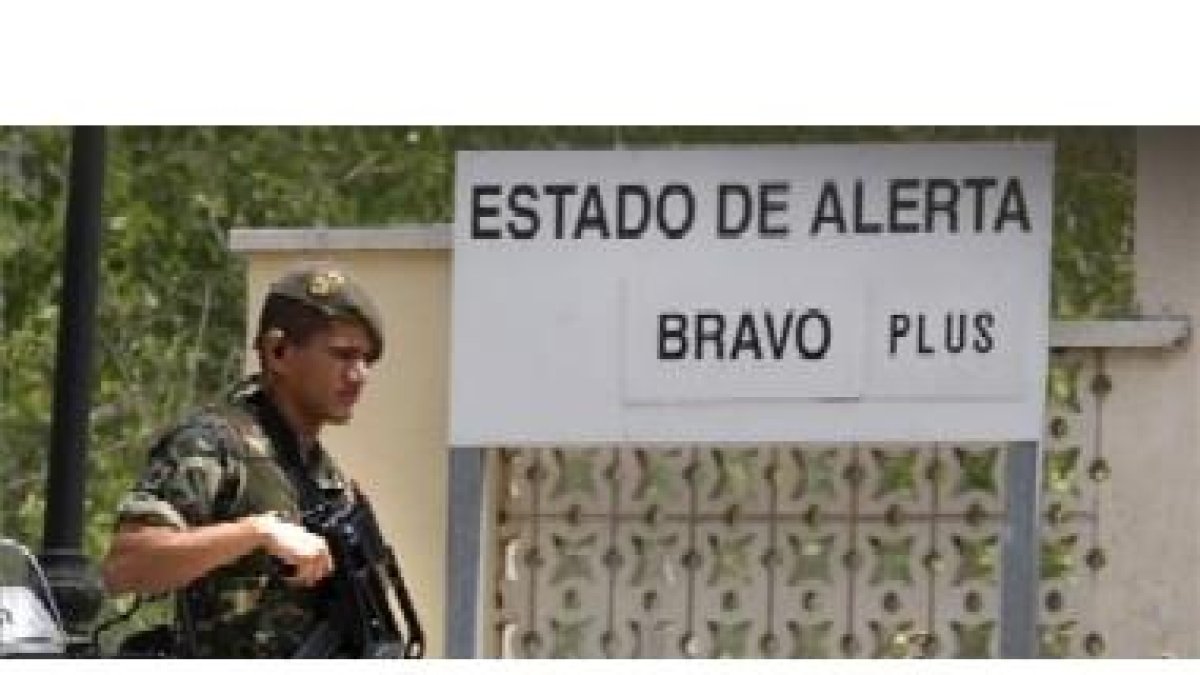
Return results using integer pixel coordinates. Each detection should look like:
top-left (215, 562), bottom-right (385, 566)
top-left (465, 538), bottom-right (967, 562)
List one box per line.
top-left (101, 263), bottom-right (385, 657)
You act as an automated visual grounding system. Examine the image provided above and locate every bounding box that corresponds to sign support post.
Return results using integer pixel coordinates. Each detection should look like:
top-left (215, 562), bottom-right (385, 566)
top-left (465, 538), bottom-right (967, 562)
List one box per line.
top-left (1000, 439), bottom-right (1042, 658)
top-left (446, 446), bottom-right (485, 657)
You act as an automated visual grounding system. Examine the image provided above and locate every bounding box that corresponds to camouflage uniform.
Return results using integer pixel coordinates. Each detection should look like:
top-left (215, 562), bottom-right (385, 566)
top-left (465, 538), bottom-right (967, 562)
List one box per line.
top-left (113, 264), bottom-right (385, 658)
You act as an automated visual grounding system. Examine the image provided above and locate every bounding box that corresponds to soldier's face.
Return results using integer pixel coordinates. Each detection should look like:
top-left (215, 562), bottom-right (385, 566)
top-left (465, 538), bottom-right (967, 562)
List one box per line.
top-left (279, 318), bottom-right (375, 428)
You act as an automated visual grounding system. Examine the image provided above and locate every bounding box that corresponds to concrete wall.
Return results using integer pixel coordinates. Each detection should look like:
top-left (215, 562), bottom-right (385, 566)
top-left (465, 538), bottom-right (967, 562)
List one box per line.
top-left (1097, 128), bottom-right (1200, 657)
top-left (233, 230), bottom-right (451, 656)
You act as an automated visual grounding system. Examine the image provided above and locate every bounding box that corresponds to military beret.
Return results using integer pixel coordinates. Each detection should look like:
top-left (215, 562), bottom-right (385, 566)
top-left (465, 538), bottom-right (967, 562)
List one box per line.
top-left (262, 264), bottom-right (385, 361)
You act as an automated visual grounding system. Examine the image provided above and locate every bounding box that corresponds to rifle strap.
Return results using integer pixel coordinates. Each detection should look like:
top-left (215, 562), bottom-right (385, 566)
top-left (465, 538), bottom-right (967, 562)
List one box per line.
top-left (246, 389), bottom-right (325, 512)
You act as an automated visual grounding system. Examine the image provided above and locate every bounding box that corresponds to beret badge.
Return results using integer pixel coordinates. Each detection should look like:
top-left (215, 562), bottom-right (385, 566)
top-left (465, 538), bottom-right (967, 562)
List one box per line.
top-left (307, 270), bottom-right (345, 298)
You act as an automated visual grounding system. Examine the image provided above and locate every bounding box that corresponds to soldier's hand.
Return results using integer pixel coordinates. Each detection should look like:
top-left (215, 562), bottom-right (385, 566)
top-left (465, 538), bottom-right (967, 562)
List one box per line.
top-left (252, 513), bottom-right (334, 586)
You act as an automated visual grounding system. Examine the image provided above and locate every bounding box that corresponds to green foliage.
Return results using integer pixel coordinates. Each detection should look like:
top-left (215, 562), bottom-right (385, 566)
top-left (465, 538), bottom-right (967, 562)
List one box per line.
top-left (0, 126), bottom-right (1133, 642)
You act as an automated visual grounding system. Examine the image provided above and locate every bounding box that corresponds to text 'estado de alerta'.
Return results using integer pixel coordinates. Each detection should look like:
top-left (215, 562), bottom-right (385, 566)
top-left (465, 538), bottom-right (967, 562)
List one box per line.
top-left (469, 177), bottom-right (1033, 241)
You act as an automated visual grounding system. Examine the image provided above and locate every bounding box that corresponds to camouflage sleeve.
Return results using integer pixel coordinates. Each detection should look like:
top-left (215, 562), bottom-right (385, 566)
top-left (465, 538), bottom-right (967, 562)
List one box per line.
top-left (115, 416), bottom-right (242, 530)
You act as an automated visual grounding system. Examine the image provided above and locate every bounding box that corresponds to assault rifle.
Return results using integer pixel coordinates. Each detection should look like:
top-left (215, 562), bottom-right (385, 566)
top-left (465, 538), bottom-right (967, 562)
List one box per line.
top-left (291, 485), bottom-right (425, 659)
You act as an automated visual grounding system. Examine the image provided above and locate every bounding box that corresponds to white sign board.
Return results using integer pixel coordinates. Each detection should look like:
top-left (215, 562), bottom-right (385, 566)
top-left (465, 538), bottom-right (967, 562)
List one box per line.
top-left (451, 144), bottom-right (1052, 444)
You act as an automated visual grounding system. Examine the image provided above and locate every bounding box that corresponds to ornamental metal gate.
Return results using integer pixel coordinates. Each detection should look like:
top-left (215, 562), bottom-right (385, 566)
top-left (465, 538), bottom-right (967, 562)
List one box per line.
top-left (482, 350), bottom-right (1108, 658)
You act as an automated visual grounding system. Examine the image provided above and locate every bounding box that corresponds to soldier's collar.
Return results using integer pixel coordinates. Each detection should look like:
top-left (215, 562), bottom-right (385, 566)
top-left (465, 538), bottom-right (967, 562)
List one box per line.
top-left (243, 385), bottom-right (317, 465)
top-left (227, 373), bottom-right (264, 404)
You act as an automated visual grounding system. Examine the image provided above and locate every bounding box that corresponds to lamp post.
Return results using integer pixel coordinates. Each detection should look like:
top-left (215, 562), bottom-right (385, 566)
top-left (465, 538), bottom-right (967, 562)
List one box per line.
top-left (38, 126), bottom-right (107, 635)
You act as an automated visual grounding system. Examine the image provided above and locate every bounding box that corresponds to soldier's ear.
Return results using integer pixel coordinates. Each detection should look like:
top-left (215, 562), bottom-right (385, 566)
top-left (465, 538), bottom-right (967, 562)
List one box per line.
top-left (262, 328), bottom-right (287, 361)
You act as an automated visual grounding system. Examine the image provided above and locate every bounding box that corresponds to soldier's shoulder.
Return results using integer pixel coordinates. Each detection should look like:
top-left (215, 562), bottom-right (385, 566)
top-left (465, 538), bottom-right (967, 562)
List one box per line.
top-left (153, 401), bottom-right (269, 460)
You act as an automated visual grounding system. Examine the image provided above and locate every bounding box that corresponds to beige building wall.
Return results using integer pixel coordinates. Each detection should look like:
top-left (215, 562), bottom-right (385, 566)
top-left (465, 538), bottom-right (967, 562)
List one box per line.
top-left (232, 228), bottom-right (452, 657)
